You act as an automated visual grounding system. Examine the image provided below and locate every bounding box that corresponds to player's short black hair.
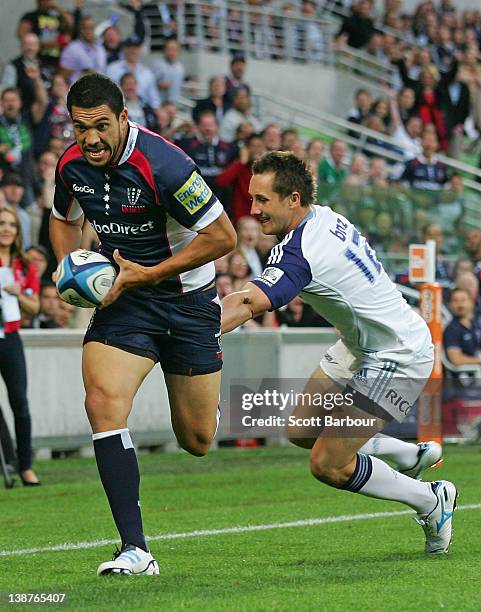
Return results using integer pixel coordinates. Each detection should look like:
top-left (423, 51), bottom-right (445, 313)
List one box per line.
top-left (67, 73), bottom-right (125, 118)
top-left (252, 151), bottom-right (316, 207)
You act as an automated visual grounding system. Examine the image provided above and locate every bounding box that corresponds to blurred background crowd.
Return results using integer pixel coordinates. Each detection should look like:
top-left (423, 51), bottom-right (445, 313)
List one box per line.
top-left (1, 0), bottom-right (481, 348)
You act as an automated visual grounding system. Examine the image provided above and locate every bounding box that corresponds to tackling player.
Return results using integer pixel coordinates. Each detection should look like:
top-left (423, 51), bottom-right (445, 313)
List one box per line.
top-left (222, 151), bottom-right (457, 555)
top-left (50, 74), bottom-right (236, 575)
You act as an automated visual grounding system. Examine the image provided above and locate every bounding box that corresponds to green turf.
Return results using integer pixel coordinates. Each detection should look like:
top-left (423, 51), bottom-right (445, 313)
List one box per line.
top-left (0, 445), bottom-right (480, 611)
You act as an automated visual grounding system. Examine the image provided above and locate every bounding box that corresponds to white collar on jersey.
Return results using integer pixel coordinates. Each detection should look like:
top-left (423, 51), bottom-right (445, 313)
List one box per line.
top-left (117, 122), bottom-right (139, 166)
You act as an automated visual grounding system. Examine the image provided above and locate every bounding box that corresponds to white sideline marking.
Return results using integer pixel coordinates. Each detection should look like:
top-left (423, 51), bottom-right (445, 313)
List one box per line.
top-left (1, 503), bottom-right (479, 558)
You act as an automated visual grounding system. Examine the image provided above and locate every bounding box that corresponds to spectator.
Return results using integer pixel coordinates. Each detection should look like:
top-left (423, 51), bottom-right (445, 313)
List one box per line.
top-left (346, 88), bottom-right (373, 126)
top-left (224, 55), bottom-right (251, 107)
top-left (300, 0), bottom-right (324, 62)
top-left (370, 97), bottom-right (391, 130)
top-left (431, 25), bottom-right (455, 75)
top-left (305, 138), bottom-right (325, 177)
top-left (34, 73), bottom-right (74, 157)
top-left (227, 248), bottom-right (251, 292)
top-left (193, 76), bottom-right (228, 125)
top-left (397, 87), bottom-right (417, 123)
top-left (46, 136), bottom-right (66, 159)
top-left (277, 296), bottom-right (328, 327)
top-left (17, 0), bottom-right (71, 68)
top-left (176, 111), bottom-right (238, 212)
top-left (1, 174), bottom-right (32, 248)
top-left (60, 16), bottom-right (107, 83)
top-left (306, 138), bottom-right (325, 164)
top-left (216, 133), bottom-right (265, 225)
top-left (336, 0), bottom-right (375, 49)
top-left (458, 47), bottom-right (481, 133)
top-left (444, 288), bottom-right (481, 367)
top-left (152, 38), bottom-right (185, 105)
top-left (53, 299), bottom-right (76, 329)
top-left (363, 115), bottom-right (397, 158)
top-left (464, 228), bottom-right (481, 277)
top-left (434, 173), bottom-right (464, 240)
top-left (394, 58), bottom-right (451, 150)
top-left (369, 157), bottom-right (389, 188)
top-left (26, 245), bottom-right (49, 283)
top-left (317, 139), bottom-right (347, 202)
top-left (453, 257), bottom-right (474, 278)
top-left (219, 88), bottom-right (262, 143)
top-left (0, 81), bottom-right (48, 205)
top-left (343, 153), bottom-right (368, 186)
top-left (280, 128), bottom-right (300, 152)
top-left (389, 90), bottom-right (423, 161)
top-left (236, 216), bottom-right (263, 277)
top-left (119, 72), bottom-right (159, 132)
top-left (402, 130), bottom-right (449, 191)
top-left (101, 0), bottom-right (146, 64)
top-left (455, 272), bottom-right (481, 312)
top-left (215, 273), bottom-right (233, 299)
top-left (33, 151), bottom-right (56, 264)
top-left (107, 35), bottom-right (160, 111)
top-left (262, 123), bottom-right (282, 152)
top-left (2, 34), bottom-right (53, 113)
top-left (31, 280), bottom-right (59, 328)
top-left (437, 61), bottom-right (471, 159)
top-left (0, 205), bottom-right (40, 485)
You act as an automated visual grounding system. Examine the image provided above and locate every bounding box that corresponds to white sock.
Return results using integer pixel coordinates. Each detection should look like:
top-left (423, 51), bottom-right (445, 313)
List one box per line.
top-left (342, 453), bottom-right (436, 514)
top-left (214, 407), bottom-right (221, 437)
top-left (358, 434), bottom-right (420, 470)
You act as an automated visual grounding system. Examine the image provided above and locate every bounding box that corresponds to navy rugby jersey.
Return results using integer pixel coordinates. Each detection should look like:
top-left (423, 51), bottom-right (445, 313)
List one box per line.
top-left (53, 122), bottom-right (223, 297)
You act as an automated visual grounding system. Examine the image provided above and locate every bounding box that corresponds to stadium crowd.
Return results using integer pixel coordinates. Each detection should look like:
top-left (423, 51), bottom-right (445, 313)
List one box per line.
top-left (0, 0), bottom-right (480, 346)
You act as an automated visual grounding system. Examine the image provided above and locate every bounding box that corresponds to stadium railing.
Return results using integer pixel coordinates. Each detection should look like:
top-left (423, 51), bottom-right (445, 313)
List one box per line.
top-left (136, 0), bottom-right (397, 85)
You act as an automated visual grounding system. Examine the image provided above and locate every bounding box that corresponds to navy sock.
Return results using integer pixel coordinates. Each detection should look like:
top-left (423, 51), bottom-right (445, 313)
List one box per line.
top-left (93, 429), bottom-right (147, 552)
top-left (341, 453), bottom-right (373, 492)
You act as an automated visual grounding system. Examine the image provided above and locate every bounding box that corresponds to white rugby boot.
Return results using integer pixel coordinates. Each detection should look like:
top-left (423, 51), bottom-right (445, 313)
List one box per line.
top-left (415, 480), bottom-right (458, 555)
top-left (400, 441), bottom-right (443, 480)
top-left (97, 544), bottom-right (159, 576)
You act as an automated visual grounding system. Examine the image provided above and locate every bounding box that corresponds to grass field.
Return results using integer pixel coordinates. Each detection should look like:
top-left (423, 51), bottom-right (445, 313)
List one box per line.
top-left (1, 444), bottom-right (481, 611)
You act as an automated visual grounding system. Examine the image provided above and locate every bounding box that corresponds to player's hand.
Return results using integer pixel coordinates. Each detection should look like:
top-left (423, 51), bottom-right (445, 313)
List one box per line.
top-left (100, 249), bottom-right (153, 309)
top-left (4, 283), bottom-right (20, 297)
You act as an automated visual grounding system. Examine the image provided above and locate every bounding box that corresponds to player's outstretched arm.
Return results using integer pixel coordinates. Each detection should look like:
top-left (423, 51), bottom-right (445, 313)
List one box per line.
top-left (221, 282), bottom-right (272, 333)
top-left (49, 214), bottom-right (84, 264)
top-left (101, 212), bottom-right (237, 308)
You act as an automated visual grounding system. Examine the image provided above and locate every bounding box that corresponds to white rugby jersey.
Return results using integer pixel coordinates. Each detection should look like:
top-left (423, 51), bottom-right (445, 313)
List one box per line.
top-left (252, 206), bottom-right (430, 364)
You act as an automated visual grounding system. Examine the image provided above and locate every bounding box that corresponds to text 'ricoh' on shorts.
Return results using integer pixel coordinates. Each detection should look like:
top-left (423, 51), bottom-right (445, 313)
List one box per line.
top-left (83, 286), bottom-right (223, 376)
top-left (320, 338), bottom-right (434, 423)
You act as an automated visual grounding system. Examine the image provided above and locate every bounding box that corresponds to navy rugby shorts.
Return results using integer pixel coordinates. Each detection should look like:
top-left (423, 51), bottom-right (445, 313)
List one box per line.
top-left (83, 285), bottom-right (222, 376)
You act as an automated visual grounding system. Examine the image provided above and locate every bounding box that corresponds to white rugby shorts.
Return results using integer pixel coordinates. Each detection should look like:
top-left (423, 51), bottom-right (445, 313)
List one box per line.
top-left (320, 336), bottom-right (434, 423)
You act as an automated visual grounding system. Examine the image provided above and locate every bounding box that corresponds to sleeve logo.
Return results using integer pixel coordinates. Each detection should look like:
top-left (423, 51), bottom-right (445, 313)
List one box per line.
top-left (174, 171), bottom-right (212, 214)
top-left (256, 267), bottom-right (285, 287)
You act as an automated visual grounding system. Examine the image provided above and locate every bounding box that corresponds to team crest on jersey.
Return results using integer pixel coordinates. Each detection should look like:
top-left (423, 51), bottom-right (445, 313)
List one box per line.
top-left (174, 172), bottom-right (212, 214)
top-left (256, 267), bottom-right (284, 287)
top-left (122, 187), bottom-right (145, 213)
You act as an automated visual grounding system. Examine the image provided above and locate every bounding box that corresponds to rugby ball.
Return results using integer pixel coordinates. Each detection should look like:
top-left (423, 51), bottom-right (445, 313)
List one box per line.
top-left (56, 250), bottom-right (116, 308)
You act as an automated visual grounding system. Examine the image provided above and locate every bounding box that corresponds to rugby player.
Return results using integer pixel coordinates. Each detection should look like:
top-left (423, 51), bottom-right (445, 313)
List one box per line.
top-left (222, 151), bottom-right (457, 555)
top-left (50, 74), bottom-right (236, 575)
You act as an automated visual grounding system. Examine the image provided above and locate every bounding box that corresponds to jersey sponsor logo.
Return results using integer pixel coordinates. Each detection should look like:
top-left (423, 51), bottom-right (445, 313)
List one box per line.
top-left (91, 219), bottom-right (155, 235)
top-left (256, 267), bottom-right (285, 287)
top-left (73, 183), bottom-right (94, 194)
top-left (174, 172), bottom-right (212, 214)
